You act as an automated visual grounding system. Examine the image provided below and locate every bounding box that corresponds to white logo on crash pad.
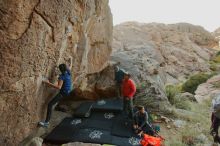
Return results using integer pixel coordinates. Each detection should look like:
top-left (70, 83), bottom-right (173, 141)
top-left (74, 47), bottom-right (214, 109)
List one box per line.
top-left (97, 100), bottom-right (106, 105)
top-left (129, 137), bottom-right (140, 145)
top-left (104, 113), bottom-right (115, 119)
top-left (89, 130), bottom-right (103, 139)
top-left (71, 119), bottom-right (82, 125)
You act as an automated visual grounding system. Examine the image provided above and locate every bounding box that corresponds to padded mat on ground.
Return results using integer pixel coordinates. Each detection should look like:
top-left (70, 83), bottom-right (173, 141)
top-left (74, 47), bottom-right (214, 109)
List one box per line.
top-left (72, 128), bottom-right (112, 144)
top-left (83, 119), bottom-right (113, 130)
top-left (45, 117), bottom-right (140, 145)
top-left (112, 136), bottom-right (141, 146)
top-left (92, 98), bottom-right (123, 112)
top-left (44, 117), bottom-right (87, 144)
top-left (74, 102), bottom-right (93, 117)
top-left (111, 117), bottom-right (134, 138)
top-left (89, 111), bottom-right (119, 121)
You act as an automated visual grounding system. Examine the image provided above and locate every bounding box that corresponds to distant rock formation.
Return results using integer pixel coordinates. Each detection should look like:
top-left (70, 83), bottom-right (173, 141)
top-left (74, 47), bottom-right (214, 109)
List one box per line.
top-left (0, 0), bottom-right (112, 145)
top-left (214, 27), bottom-right (220, 37)
top-left (112, 22), bottom-right (217, 84)
top-left (213, 27), bottom-right (220, 47)
top-left (111, 22), bottom-right (218, 109)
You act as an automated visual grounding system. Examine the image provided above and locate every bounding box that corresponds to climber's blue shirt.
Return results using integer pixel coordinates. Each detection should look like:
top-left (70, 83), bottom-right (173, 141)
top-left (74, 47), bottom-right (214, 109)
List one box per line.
top-left (58, 70), bottom-right (72, 96)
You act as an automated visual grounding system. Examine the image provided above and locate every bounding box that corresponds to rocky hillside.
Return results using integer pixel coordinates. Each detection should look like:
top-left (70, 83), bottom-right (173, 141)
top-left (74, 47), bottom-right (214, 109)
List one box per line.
top-left (214, 27), bottom-right (220, 48)
top-left (214, 27), bottom-right (220, 37)
top-left (0, 0), bottom-right (112, 145)
top-left (112, 22), bottom-right (217, 83)
top-left (111, 22), bottom-right (218, 110)
top-left (112, 22), bottom-right (217, 84)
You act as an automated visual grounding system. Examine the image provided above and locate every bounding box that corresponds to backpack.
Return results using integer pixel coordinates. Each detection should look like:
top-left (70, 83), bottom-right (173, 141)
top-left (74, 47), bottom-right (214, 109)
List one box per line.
top-left (140, 134), bottom-right (162, 146)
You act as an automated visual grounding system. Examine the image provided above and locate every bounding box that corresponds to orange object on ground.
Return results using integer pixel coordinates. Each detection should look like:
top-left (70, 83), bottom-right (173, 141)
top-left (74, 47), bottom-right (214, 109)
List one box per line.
top-left (140, 134), bottom-right (163, 146)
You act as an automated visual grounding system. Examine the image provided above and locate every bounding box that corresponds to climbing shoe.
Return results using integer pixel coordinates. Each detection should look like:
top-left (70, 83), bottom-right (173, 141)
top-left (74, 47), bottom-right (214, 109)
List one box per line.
top-left (38, 121), bottom-right (49, 128)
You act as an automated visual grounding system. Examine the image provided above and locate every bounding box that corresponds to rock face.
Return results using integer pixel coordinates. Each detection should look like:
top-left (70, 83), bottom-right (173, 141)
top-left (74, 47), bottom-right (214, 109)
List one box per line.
top-left (0, 0), bottom-right (112, 145)
top-left (111, 22), bottom-right (218, 109)
top-left (195, 75), bottom-right (220, 103)
top-left (213, 27), bottom-right (220, 47)
top-left (113, 22), bottom-right (217, 84)
top-left (22, 137), bottom-right (43, 146)
top-left (214, 27), bottom-right (220, 37)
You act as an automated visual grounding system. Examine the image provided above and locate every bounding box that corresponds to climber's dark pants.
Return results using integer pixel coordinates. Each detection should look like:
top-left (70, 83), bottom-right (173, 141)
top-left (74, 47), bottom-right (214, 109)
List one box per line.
top-left (211, 113), bottom-right (220, 143)
top-left (123, 98), bottom-right (134, 120)
top-left (45, 93), bottom-right (63, 122)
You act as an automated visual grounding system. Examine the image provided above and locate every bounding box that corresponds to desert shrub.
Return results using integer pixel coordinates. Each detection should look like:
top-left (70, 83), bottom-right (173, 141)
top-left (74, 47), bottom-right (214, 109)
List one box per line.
top-left (213, 55), bottom-right (220, 63)
top-left (165, 141), bottom-right (187, 146)
top-left (173, 97), bottom-right (192, 110)
top-left (165, 85), bottom-right (191, 110)
top-left (182, 73), bottom-right (214, 94)
top-left (209, 61), bottom-right (218, 71)
top-left (209, 50), bottom-right (220, 71)
top-left (165, 85), bottom-right (180, 105)
top-left (182, 135), bottom-right (195, 146)
top-left (216, 51), bottom-right (220, 57)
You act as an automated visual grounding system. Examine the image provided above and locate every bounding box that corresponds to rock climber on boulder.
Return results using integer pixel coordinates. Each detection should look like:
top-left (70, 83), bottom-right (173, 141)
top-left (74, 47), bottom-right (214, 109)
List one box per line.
top-left (39, 63), bottom-right (72, 127)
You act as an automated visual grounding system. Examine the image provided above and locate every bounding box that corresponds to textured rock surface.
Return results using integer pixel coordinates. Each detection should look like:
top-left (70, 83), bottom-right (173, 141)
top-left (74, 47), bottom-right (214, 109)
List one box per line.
top-left (22, 137), bottom-right (43, 146)
top-left (111, 22), bottom-right (218, 109)
top-left (20, 111), bottom-right (71, 146)
top-left (214, 27), bottom-right (220, 48)
top-left (0, 0), bottom-right (112, 145)
top-left (213, 27), bottom-right (220, 37)
top-left (112, 22), bottom-right (217, 84)
top-left (195, 75), bottom-right (220, 103)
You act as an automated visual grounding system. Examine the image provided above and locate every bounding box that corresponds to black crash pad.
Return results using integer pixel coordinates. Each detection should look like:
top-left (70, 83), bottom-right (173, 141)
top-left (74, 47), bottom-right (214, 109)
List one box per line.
top-left (92, 98), bottom-right (123, 112)
top-left (83, 119), bottom-right (113, 131)
top-left (111, 117), bottom-right (134, 138)
top-left (72, 128), bottom-right (112, 144)
top-left (89, 111), bottom-right (119, 121)
top-left (112, 136), bottom-right (141, 146)
top-left (74, 102), bottom-right (93, 118)
top-left (44, 117), bottom-right (87, 144)
top-left (44, 117), bottom-right (141, 145)
top-left (44, 99), bottom-right (141, 145)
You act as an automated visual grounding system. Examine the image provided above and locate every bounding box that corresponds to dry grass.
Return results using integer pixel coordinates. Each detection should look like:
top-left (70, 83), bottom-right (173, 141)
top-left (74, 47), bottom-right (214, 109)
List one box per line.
top-left (165, 85), bottom-right (191, 110)
top-left (161, 99), bottom-right (213, 145)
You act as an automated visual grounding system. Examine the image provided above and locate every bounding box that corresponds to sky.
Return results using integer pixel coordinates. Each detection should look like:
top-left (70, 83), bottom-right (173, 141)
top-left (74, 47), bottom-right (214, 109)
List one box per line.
top-left (109, 0), bottom-right (220, 32)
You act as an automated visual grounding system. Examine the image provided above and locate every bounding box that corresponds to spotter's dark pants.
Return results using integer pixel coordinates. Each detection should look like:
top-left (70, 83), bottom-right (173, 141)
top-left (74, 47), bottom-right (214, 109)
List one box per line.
top-left (123, 98), bottom-right (134, 120)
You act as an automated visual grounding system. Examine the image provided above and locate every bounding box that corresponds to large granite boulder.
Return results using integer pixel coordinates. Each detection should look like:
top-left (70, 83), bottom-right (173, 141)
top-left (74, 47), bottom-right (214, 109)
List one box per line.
top-left (0, 0), bottom-right (112, 145)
